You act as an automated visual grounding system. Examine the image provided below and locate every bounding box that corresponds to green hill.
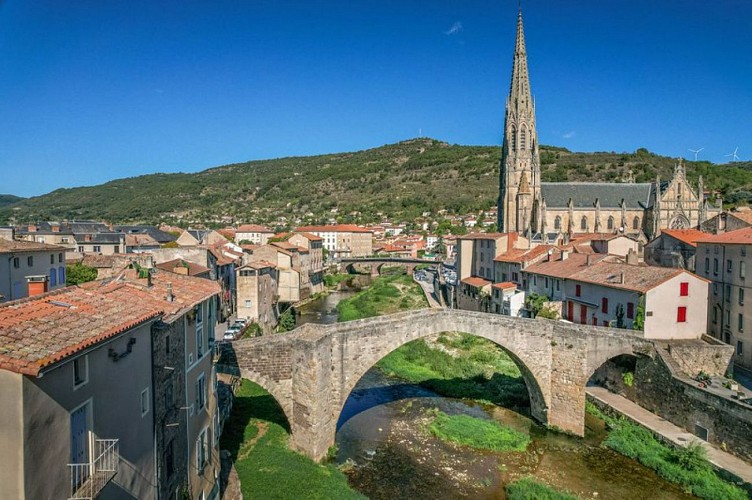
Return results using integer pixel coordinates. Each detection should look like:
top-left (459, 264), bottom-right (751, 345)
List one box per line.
top-left (0, 194), bottom-right (24, 209)
top-left (1, 139), bottom-right (750, 227)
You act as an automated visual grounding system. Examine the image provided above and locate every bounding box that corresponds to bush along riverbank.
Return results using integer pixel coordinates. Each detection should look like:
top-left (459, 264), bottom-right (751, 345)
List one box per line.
top-left (586, 402), bottom-right (747, 500)
top-left (427, 409), bottom-right (530, 452)
top-left (336, 272), bottom-right (428, 322)
top-left (220, 380), bottom-right (364, 500)
top-left (506, 477), bottom-right (578, 500)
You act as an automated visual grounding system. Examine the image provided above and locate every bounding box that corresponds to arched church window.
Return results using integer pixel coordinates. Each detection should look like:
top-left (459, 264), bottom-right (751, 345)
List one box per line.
top-left (580, 216), bottom-right (588, 231)
top-left (633, 216), bottom-right (640, 230)
top-left (554, 216), bottom-right (561, 230)
top-left (511, 127), bottom-right (517, 150)
top-left (520, 126), bottom-right (527, 150)
top-left (607, 216), bottom-right (614, 230)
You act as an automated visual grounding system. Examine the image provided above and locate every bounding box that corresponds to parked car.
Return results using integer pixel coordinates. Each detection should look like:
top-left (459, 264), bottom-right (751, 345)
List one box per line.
top-left (235, 318), bottom-right (248, 326)
top-left (223, 325), bottom-right (242, 341)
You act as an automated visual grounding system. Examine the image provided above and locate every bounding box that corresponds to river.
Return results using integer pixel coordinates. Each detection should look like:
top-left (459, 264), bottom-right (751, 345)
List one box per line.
top-left (299, 282), bottom-right (695, 499)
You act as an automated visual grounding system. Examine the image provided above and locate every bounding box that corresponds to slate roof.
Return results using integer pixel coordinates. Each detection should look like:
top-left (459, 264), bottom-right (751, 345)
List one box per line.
top-left (115, 225), bottom-right (177, 244)
top-left (540, 182), bottom-right (654, 209)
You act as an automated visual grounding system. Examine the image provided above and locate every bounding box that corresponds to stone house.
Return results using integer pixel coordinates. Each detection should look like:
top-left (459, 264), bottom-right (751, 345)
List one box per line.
top-left (245, 244), bottom-right (301, 303)
top-left (175, 229), bottom-right (227, 247)
top-left (696, 227), bottom-right (752, 372)
top-left (235, 224), bottom-right (275, 245)
top-left (236, 261), bottom-right (278, 328)
top-left (644, 228), bottom-right (707, 272)
top-left (295, 224), bottom-right (374, 259)
top-left (699, 208), bottom-right (752, 234)
top-left (287, 232), bottom-right (325, 293)
top-left (0, 239), bottom-right (68, 302)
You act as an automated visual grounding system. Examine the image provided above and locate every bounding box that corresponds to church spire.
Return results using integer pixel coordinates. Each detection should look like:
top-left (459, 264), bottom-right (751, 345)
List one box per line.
top-left (509, 8), bottom-right (533, 111)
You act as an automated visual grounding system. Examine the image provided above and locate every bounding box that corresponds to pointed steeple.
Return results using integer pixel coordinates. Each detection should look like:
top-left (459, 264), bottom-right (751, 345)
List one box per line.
top-left (509, 8), bottom-right (533, 110)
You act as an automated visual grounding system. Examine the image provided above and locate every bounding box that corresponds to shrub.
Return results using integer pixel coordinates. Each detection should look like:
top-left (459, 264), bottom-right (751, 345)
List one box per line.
top-left (428, 411), bottom-right (530, 452)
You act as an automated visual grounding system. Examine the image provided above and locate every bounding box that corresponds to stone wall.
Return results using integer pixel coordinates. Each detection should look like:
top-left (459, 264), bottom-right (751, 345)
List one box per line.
top-left (632, 348), bottom-right (752, 462)
top-left (664, 336), bottom-right (734, 377)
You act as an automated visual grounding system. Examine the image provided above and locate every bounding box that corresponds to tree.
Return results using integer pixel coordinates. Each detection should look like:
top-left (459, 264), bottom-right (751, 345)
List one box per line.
top-left (277, 308), bottom-right (296, 332)
top-left (633, 297), bottom-right (645, 331)
top-left (525, 292), bottom-right (556, 319)
top-left (66, 263), bottom-right (98, 286)
top-left (615, 304), bottom-right (625, 328)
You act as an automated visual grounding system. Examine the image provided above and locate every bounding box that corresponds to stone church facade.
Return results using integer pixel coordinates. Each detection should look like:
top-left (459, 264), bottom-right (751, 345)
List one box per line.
top-left (497, 10), bottom-right (719, 241)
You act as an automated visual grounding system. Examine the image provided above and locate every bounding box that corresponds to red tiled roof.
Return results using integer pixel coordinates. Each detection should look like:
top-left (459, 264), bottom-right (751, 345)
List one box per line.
top-left (492, 282), bottom-right (517, 290)
top-left (295, 224), bottom-right (372, 234)
top-left (660, 229), bottom-right (708, 248)
top-left (0, 239), bottom-right (66, 254)
top-left (155, 258), bottom-right (211, 276)
top-left (459, 232), bottom-right (511, 240)
top-left (0, 286), bottom-right (163, 376)
top-left (568, 261), bottom-right (698, 293)
top-left (696, 227), bottom-right (752, 245)
top-left (236, 224), bottom-right (273, 233)
top-left (461, 276), bottom-right (492, 288)
top-left (241, 260), bottom-right (277, 270)
top-left (494, 245), bottom-right (552, 263)
top-left (524, 253), bottom-right (610, 279)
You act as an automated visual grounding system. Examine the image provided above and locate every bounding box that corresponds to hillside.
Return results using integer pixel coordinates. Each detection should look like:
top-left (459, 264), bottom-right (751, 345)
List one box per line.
top-left (1, 139), bottom-right (751, 227)
top-left (0, 194), bottom-right (24, 208)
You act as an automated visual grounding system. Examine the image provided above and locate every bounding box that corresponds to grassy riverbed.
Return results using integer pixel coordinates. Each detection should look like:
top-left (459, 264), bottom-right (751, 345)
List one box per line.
top-left (220, 380), bottom-right (363, 500)
top-left (336, 272), bottom-right (428, 322)
top-left (586, 402), bottom-right (746, 500)
top-left (506, 477), bottom-right (578, 500)
top-left (428, 410), bottom-right (530, 452)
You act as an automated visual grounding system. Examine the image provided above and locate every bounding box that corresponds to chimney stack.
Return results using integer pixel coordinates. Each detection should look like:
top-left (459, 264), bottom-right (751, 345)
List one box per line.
top-left (166, 282), bottom-right (174, 302)
top-left (560, 249), bottom-right (569, 261)
top-left (26, 276), bottom-right (48, 297)
top-left (626, 249), bottom-right (639, 266)
top-left (586, 254), bottom-right (591, 266)
top-left (620, 271), bottom-right (625, 284)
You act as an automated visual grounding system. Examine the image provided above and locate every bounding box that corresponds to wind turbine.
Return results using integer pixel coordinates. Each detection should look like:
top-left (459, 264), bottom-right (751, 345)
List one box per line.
top-left (688, 148), bottom-right (704, 161)
top-left (725, 147), bottom-right (741, 163)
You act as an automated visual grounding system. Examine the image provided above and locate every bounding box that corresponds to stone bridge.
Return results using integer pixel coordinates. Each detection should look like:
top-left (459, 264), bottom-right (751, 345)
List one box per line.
top-left (338, 257), bottom-right (438, 276)
top-left (226, 308), bottom-right (654, 460)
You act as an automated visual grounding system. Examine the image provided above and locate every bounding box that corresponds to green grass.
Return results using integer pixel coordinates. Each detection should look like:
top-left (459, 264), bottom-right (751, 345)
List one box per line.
top-left (220, 380), bottom-right (364, 500)
top-left (336, 273), bottom-right (427, 322)
top-left (324, 273), bottom-right (354, 288)
top-left (506, 477), bottom-right (578, 500)
top-left (585, 402), bottom-right (746, 500)
top-left (428, 410), bottom-right (530, 452)
top-left (377, 333), bottom-right (529, 407)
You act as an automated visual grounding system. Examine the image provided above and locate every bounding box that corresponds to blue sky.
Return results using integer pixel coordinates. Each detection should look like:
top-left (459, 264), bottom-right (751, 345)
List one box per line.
top-left (0, 0), bottom-right (750, 197)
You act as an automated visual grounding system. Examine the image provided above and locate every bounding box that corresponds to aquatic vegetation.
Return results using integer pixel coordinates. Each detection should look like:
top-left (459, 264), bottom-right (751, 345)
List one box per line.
top-left (428, 410), bottom-right (530, 452)
top-left (506, 477), bottom-right (578, 500)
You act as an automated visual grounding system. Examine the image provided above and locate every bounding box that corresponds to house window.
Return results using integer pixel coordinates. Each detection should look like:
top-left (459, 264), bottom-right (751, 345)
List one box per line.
top-left (726, 309), bottom-right (731, 326)
top-left (27, 256), bottom-right (33, 267)
top-left (50, 254), bottom-right (55, 264)
top-left (677, 306), bottom-right (687, 323)
top-left (712, 307), bottom-right (718, 324)
top-left (197, 328), bottom-right (204, 357)
top-left (141, 388), bottom-right (150, 416)
top-left (713, 258), bottom-right (718, 275)
top-left (12, 257), bottom-right (19, 268)
top-left (245, 299), bottom-right (252, 308)
top-left (533, 276), bottom-right (537, 286)
top-left (726, 284), bottom-right (731, 302)
top-left (704, 258), bottom-right (710, 273)
top-left (739, 313), bottom-right (744, 332)
top-left (78, 246), bottom-right (84, 252)
top-left (556, 280), bottom-right (560, 291)
top-left (545, 277), bottom-right (549, 288)
top-left (601, 297), bottom-right (609, 314)
top-left (73, 356), bottom-right (88, 388)
top-left (727, 259), bottom-right (733, 273)
top-left (196, 427), bottom-right (209, 471)
top-left (196, 374), bottom-right (207, 411)
top-left (196, 304), bottom-right (203, 324)
top-left (679, 282), bottom-right (689, 296)
top-left (165, 335), bottom-right (170, 354)
top-left (627, 302), bottom-right (634, 319)
top-left (738, 341), bottom-right (744, 356)
top-left (713, 283), bottom-right (718, 296)
top-left (740, 288), bottom-right (745, 306)
top-left (743, 247), bottom-right (748, 257)
top-left (114, 246), bottom-right (120, 254)
top-left (576, 284), bottom-right (581, 297)
top-left (741, 261), bottom-right (746, 279)
top-left (93, 245), bottom-right (101, 252)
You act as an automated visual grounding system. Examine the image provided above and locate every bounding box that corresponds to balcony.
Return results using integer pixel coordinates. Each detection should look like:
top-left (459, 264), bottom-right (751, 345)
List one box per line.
top-left (68, 436), bottom-right (120, 499)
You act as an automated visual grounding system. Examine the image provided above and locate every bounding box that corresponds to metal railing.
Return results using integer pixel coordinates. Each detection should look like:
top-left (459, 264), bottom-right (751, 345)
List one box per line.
top-left (68, 436), bottom-right (119, 499)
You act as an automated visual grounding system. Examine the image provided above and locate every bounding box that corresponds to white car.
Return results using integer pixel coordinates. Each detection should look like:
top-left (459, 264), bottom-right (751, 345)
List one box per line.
top-left (223, 325), bottom-right (242, 341)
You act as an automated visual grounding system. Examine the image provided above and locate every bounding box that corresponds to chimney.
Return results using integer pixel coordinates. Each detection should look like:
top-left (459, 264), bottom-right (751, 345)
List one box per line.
top-left (560, 249), bottom-right (569, 261)
top-left (28, 224), bottom-right (37, 233)
top-left (620, 271), bottom-right (625, 284)
top-left (51, 225), bottom-right (60, 233)
top-left (166, 282), bottom-right (175, 302)
top-left (147, 270), bottom-right (153, 288)
top-left (626, 249), bottom-right (639, 266)
top-left (586, 254), bottom-right (591, 266)
top-left (26, 275), bottom-right (48, 297)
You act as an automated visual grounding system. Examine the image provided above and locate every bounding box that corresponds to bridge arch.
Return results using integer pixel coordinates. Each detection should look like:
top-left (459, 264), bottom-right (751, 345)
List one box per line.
top-left (237, 369), bottom-right (294, 428)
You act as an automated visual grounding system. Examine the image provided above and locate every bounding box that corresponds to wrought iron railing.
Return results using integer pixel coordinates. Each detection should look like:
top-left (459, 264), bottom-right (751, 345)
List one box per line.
top-left (68, 436), bottom-right (119, 499)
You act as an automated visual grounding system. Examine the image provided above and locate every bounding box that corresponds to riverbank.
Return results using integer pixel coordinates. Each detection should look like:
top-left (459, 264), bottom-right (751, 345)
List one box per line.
top-left (336, 272), bottom-right (427, 322)
top-left (220, 380), bottom-right (363, 499)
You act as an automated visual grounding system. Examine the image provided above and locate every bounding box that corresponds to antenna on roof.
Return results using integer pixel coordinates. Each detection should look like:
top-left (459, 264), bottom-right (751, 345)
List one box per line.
top-left (688, 148), bottom-right (704, 161)
top-left (725, 147), bottom-right (741, 163)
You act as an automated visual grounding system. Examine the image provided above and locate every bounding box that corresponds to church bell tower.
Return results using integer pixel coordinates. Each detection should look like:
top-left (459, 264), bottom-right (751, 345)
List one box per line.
top-left (497, 8), bottom-right (541, 235)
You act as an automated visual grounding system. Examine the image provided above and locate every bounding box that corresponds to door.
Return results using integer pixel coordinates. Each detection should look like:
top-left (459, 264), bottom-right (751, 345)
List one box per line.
top-left (70, 402), bottom-right (91, 487)
top-left (567, 301), bottom-right (573, 321)
top-left (580, 305), bottom-right (587, 325)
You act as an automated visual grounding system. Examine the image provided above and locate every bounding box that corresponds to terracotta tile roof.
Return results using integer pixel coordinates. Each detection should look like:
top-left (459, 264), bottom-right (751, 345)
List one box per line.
top-left (494, 245), bottom-right (552, 263)
top-left (124, 233), bottom-right (159, 247)
top-left (241, 260), bottom-right (277, 270)
top-left (0, 239), bottom-right (66, 253)
top-left (295, 224), bottom-right (372, 234)
top-left (492, 282), bottom-right (517, 290)
top-left (236, 224), bottom-right (273, 233)
top-left (696, 227), bottom-right (752, 245)
top-left (660, 229), bottom-right (708, 248)
top-left (460, 276), bottom-right (492, 288)
top-left (569, 232), bottom-right (622, 242)
top-left (459, 232), bottom-right (510, 240)
top-left (271, 241), bottom-right (299, 251)
top-left (568, 261), bottom-right (695, 293)
top-left (295, 232), bottom-right (323, 241)
top-left (524, 253), bottom-right (610, 279)
top-left (155, 258), bottom-right (211, 277)
top-left (0, 286), bottom-right (163, 376)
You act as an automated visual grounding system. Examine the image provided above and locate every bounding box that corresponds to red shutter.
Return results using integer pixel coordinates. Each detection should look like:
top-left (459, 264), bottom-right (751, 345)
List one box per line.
top-left (580, 305), bottom-right (587, 325)
top-left (602, 297), bottom-right (608, 314)
top-left (680, 282), bottom-right (689, 296)
top-left (677, 306), bottom-right (687, 323)
top-left (627, 302), bottom-right (634, 319)
top-left (567, 301), bottom-right (573, 321)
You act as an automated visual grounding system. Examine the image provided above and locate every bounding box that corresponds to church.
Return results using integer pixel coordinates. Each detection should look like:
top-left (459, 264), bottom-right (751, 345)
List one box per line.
top-left (497, 10), bottom-right (720, 241)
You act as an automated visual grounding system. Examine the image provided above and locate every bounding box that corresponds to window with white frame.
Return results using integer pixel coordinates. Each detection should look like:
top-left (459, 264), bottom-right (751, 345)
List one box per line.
top-left (196, 427), bottom-right (209, 471)
top-left (197, 327), bottom-right (204, 357)
top-left (196, 303), bottom-right (203, 324)
top-left (141, 388), bottom-right (150, 416)
top-left (73, 355), bottom-right (88, 388)
top-left (196, 374), bottom-right (207, 411)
